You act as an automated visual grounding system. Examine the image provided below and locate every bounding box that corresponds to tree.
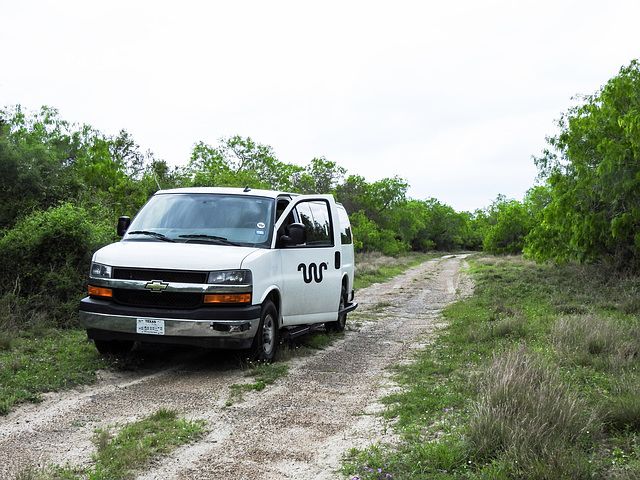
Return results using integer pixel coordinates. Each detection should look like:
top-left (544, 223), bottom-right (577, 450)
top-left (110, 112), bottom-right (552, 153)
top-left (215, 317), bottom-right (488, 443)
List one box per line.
top-left (335, 175), bottom-right (408, 223)
top-left (483, 199), bottom-right (531, 254)
top-left (0, 106), bottom-right (82, 228)
top-left (335, 175), bottom-right (411, 255)
top-left (291, 157), bottom-right (346, 194)
top-left (188, 135), bottom-right (303, 190)
top-left (526, 60), bottom-right (640, 269)
top-left (410, 198), bottom-right (469, 251)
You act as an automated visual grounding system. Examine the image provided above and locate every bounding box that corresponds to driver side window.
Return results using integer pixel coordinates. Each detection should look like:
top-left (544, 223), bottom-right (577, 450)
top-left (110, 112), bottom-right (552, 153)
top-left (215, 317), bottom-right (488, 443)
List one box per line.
top-left (295, 200), bottom-right (333, 246)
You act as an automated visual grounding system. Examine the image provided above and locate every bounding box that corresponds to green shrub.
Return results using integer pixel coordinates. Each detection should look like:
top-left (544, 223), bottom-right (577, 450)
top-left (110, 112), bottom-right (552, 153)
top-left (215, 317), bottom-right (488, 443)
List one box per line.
top-left (0, 203), bottom-right (115, 328)
top-left (350, 210), bottom-right (410, 256)
top-left (483, 201), bottom-right (534, 255)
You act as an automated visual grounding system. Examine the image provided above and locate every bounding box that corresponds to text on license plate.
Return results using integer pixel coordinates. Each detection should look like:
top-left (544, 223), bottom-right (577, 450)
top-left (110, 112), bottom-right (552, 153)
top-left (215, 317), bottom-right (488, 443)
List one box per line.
top-left (137, 318), bottom-right (165, 335)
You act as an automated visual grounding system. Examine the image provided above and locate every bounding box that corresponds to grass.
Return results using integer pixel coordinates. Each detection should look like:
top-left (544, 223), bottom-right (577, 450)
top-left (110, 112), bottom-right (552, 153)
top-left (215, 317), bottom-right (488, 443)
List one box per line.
top-left (0, 328), bottom-right (110, 415)
top-left (354, 252), bottom-right (438, 290)
top-left (227, 361), bottom-right (290, 404)
top-left (18, 409), bottom-right (206, 480)
top-left (340, 255), bottom-right (640, 479)
top-left (89, 409), bottom-right (206, 479)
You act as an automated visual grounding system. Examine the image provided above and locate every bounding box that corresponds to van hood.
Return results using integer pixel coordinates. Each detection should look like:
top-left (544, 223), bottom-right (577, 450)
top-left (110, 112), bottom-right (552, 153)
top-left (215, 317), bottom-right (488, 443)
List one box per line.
top-left (93, 241), bottom-right (263, 271)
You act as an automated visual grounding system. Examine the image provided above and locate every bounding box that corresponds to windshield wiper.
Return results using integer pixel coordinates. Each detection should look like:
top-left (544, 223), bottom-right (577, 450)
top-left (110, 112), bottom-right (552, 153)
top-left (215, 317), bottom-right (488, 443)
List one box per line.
top-left (179, 234), bottom-right (240, 246)
top-left (127, 230), bottom-right (176, 242)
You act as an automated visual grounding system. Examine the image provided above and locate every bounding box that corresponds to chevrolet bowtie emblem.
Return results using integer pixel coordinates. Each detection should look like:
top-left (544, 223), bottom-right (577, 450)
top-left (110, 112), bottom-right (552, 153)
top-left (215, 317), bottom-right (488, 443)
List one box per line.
top-left (144, 280), bottom-right (169, 292)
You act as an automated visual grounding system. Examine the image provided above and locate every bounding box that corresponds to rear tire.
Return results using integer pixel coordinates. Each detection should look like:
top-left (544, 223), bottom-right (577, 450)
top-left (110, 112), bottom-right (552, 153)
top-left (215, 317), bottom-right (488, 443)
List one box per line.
top-left (94, 339), bottom-right (134, 355)
top-left (326, 288), bottom-right (347, 333)
top-left (250, 300), bottom-right (279, 362)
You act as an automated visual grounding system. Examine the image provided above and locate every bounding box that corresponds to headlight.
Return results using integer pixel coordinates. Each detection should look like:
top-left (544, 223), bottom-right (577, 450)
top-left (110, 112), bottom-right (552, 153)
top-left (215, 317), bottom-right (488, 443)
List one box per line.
top-left (90, 263), bottom-right (112, 279)
top-left (208, 270), bottom-right (252, 285)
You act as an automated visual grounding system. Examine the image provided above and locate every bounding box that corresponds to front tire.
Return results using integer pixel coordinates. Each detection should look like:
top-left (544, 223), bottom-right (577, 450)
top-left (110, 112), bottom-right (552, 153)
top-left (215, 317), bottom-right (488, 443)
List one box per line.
top-left (250, 300), bottom-right (279, 362)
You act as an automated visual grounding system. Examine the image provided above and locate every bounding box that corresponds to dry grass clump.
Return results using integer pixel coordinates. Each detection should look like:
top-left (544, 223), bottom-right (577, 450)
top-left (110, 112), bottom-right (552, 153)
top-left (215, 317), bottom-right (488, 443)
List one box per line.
top-left (355, 251), bottom-right (404, 277)
top-left (551, 315), bottom-right (640, 372)
top-left (551, 314), bottom-right (640, 433)
top-left (468, 346), bottom-right (600, 478)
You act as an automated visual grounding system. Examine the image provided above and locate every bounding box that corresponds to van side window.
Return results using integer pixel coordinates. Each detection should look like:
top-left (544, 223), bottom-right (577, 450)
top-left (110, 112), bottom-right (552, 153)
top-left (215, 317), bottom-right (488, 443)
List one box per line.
top-left (296, 200), bottom-right (333, 246)
top-left (337, 205), bottom-right (353, 245)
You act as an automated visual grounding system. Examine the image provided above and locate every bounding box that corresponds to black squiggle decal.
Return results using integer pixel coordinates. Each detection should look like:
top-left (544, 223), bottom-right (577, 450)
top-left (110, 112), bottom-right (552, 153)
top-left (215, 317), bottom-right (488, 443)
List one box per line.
top-left (298, 262), bottom-right (328, 283)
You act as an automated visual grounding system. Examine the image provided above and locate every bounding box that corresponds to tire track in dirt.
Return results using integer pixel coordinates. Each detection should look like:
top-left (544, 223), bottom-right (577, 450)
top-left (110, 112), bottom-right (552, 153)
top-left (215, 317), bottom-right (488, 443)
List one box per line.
top-left (0, 254), bottom-right (472, 479)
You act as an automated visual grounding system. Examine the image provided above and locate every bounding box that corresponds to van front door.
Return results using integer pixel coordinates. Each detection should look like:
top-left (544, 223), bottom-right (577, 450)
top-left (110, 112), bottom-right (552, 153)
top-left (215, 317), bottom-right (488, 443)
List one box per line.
top-left (277, 197), bottom-right (341, 326)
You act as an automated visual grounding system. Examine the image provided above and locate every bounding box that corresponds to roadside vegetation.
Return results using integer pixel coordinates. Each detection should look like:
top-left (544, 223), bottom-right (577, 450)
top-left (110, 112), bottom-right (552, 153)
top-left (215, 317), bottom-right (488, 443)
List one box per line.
top-left (353, 251), bottom-right (439, 290)
top-left (16, 409), bottom-right (206, 480)
top-left (341, 255), bottom-right (640, 479)
top-left (0, 329), bottom-right (109, 415)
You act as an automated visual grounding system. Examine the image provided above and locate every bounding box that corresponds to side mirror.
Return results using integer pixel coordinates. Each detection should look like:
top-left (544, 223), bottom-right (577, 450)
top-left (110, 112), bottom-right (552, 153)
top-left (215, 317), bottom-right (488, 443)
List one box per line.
top-left (117, 216), bottom-right (131, 237)
top-left (280, 223), bottom-right (306, 246)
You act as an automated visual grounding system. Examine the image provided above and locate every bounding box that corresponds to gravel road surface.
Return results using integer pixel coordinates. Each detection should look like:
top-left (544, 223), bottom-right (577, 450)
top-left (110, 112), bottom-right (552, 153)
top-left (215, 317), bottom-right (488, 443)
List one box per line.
top-left (0, 254), bottom-right (472, 479)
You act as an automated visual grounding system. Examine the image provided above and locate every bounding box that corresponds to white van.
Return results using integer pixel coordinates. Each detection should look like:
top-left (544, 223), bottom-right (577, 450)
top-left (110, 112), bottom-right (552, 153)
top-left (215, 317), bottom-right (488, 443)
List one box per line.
top-left (79, 187), bottom-right (356, 361)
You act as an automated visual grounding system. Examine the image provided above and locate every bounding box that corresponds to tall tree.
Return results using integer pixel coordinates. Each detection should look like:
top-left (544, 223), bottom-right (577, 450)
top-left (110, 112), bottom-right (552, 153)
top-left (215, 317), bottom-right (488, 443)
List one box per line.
top-left (291, 157), bottom-right (346, 194)
top-left (188, 135), bottom-right (303, 190)
top-left (526, 60), bottom-right (640, 269)
top-left (483, 198), bottom-right (532, 255)
top-left (0, 106), bottom-right (81, 228)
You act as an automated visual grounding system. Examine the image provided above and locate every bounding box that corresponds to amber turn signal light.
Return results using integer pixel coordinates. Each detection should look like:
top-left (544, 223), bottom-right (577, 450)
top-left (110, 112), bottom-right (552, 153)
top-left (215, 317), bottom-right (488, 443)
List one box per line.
top-left (204, 293), bottom-right (251, 304)
top-left (88, 285), bottom-right (113, 298)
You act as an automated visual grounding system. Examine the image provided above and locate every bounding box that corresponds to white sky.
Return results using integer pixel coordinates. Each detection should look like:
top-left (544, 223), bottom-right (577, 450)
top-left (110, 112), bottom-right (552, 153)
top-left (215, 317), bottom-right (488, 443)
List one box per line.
top-left (2, 0), bottom-right (639, 212)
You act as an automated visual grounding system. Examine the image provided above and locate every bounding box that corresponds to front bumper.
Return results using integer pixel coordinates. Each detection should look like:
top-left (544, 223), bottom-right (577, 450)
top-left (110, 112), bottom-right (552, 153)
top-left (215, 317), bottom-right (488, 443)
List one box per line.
top-left (79, 297), bottom-right (261, 349)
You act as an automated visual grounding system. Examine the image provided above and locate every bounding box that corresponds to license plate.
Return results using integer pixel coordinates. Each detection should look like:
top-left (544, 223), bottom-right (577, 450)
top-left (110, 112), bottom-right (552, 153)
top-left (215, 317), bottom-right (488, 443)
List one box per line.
top-left (136, 318), bottom-right (165, 335)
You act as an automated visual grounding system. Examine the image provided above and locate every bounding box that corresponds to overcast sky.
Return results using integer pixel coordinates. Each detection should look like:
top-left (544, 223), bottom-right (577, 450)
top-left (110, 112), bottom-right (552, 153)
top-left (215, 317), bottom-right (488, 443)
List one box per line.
top-left (2, 0), bottom-right (639, 212)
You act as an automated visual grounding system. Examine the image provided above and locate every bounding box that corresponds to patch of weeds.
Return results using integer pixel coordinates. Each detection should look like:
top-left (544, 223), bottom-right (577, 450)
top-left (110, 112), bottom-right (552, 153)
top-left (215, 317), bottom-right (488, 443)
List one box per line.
top-left (600, 375), bottom-right (640, 433)
top-left (91, 409), bottom-right (206, 479)
top-left (0, 329), bottom-right (112, 415)
top-left (226, 362), bottom-right (290, 405)
top-left (20, 410), bottom-right (206, 480)
top-left (354, 252), bottom-right (439, 290)
top-left (301, 331), bottom-right (337, 350)
top-left (468, 346), bottom-right (600, 471)
top-left (341, 435), bottom-right (470, 479)
top-left (369, 301), bottom-right (394, 313)
top-left (341, 255), bottom-right (640, 479)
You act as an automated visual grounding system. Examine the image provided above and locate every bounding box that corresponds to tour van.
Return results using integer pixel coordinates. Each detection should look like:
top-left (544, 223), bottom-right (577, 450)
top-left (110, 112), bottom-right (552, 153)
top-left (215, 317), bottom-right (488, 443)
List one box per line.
top-left (79, 187), bottom-right (357, 361)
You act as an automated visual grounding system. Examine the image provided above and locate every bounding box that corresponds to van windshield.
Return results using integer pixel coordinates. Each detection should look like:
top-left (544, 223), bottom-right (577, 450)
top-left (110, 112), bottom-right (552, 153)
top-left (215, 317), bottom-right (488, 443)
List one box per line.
top-left (123, 193), bottom-right (275, 248)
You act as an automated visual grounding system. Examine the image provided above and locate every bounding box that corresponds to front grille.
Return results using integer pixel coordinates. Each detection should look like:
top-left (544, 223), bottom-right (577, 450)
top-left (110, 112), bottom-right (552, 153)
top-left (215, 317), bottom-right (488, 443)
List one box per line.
top-left (113, 268), bottom-right (207, 284)
top-left (113, 289), bottom-right (203, 308)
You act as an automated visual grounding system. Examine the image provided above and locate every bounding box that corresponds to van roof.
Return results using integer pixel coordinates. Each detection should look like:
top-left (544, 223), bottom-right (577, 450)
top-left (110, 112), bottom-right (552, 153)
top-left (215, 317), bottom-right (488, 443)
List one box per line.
top-left (155, 187), bottom-right (294, 199)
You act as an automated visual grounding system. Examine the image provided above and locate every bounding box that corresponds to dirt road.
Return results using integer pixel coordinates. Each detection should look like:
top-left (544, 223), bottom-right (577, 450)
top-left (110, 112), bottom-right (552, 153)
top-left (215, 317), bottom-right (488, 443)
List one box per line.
top-left (0, 254), bottom-right (472, 479)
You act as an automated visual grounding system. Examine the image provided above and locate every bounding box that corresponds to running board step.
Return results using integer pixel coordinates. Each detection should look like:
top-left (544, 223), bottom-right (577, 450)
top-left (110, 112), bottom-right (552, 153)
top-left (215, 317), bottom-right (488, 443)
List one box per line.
top-left (340, 302), bottom-right (358, 315)
top-left (280, 323), bottom-right (324, 341)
